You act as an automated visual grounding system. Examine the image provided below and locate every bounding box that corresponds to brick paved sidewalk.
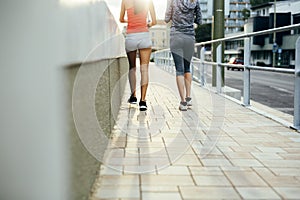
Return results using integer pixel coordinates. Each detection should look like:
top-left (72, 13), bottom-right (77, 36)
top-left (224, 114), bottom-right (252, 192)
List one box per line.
top-left (91, 63), bottom-right (300, 200)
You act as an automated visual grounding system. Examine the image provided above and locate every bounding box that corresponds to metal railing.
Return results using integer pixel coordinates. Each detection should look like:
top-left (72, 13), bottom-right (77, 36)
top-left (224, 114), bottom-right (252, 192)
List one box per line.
top-left (154, 23), bottom-right (300, 130)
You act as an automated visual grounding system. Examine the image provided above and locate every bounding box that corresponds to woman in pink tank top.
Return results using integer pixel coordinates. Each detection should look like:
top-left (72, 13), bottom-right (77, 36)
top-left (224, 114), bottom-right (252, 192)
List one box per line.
top-left (120, 0), bottom-right (157, 111)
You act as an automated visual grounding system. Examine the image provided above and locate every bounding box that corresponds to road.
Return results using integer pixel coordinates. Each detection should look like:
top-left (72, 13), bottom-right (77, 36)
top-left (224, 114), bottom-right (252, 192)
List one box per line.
top-left (205, 67), bottom-right (295, 115)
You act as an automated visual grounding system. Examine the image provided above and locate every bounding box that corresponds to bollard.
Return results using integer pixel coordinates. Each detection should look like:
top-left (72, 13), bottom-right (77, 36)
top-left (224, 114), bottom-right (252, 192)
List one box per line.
top-left (294, 37), bottom-right (300, 130)
top-left (216, 44), bottom-right (222, 93)
top-left (200, 47), bottom-right (205, 86)
top-left (243, 37), bottom-right (251, 106)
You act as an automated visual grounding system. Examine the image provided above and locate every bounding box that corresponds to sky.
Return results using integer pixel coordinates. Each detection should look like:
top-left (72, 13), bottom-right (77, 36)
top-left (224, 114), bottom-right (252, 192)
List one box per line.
top-left (104, 0), bottom-right (167, 22)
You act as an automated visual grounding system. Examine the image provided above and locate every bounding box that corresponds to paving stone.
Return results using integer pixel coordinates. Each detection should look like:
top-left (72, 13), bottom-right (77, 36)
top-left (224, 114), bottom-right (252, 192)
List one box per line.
top-left (193, 175), bottom-right (232, 186)
top-left (141, 185), bottom-right (178, 192)
top-left (123, 165), bottom-right (156, 174)
top-left (201, 158), bottom-right (233, 167)
top-left (94, 186), bottom-right (140, 199)
top-left (172, 154), bottom-right (201, 166)
top-left (274, 187), bottom-right (300, 199)
top-left (224, 171), bottom-right (268, 186)
top-left (261, 176), bottom-right (300, 187)
top-left (142, 192), bottom-right (182, 200)
top-left (251, 152), bottom-right (283, 160)
top-left (236, 187), bottom-right (281, 199)
top-left (141, 175), bottom-right (194, 186)
top-left (180, 186), bottom-right (240, 199)
top-left (256, 146), bottom-right (287, 153)
top-left (269, 167), bottom-right (300, 176)
top-left (99, 175), bottom-right (139, 186)
top-left (223, 165), bottom-right (255, 170)
top-left (157, 166), bottom-right (190, 175)
top-left (278, 153), bottom-right (300, 160)
top-left (189, 166), bottom-right (223, 176)
top-left (260, 159), bottom-right (300, 168)
top-left (230, 159), bottom-right (263, 167)
top-left (225, 152), bottom-right (254, 159)
top-left (105, 157), bottom-right (139, 166)
top-left (140, 157), bottom-right (170, 166)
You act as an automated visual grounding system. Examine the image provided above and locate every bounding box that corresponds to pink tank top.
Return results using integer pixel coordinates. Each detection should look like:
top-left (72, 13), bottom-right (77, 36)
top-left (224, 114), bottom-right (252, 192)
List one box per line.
top-left (126, 7), bottom-right (148, 34)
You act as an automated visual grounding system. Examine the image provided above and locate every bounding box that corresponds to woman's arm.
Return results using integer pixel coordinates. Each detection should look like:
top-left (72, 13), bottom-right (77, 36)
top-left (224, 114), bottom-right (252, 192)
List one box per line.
top-left (194, 1), bottom-right (202, 25)
top-left (164, 0), bottom-right (173, 23)
top-left (119, 0), bottom-right (127, 23)
top-left (148, 0), bottom-right (157, 27)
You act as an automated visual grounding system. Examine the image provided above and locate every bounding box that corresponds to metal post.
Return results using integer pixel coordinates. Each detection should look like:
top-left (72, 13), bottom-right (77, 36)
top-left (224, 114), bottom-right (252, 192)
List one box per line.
top-left (212, 0), bottom-right (224, 87)
top-left (168, 51), bottom-right (171, 72)
top-left (200, 47), bottom-right (205, 86)
top-left (293, 37), bottom-right (300, 130)
top-left (272, 0), bottom-right (277, 67)
top-left (216, 44), bottom-right (222, 93)
top-left (243, 37), bottom-right (251, 106)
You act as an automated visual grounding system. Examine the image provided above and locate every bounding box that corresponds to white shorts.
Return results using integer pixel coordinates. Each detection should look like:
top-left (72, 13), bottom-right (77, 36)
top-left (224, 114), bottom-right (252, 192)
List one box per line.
top-left (125, 32), bottom-right (151, 52)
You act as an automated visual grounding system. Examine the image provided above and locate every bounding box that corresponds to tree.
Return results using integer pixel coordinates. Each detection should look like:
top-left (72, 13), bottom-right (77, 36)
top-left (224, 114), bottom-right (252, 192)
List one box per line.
top-left (250, 0), bottom-right (271, 7)
top-left (242, 8), bottom-right (251, 20)
top-left (195, 23), bottom-right (212, 43)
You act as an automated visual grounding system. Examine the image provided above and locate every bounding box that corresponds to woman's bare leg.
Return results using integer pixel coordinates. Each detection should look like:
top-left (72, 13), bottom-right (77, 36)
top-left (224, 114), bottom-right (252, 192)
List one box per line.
top-left (127, 50), bottom-right (137, 96)
top-left (184, 72), bottom-right (192, 98)
top-left (138, 48), bottom-right (151, 101)
top-left (176, 76), bottom-right (185, 102)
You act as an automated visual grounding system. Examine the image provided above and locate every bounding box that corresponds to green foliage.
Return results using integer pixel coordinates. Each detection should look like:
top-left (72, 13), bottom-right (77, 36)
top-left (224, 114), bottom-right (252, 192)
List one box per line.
top-left (250, 0), bottom-right (271, 7)
top-left (195, 23), bottom-right (212, 43)
top-left (242, 8), bottom-right (251, 20)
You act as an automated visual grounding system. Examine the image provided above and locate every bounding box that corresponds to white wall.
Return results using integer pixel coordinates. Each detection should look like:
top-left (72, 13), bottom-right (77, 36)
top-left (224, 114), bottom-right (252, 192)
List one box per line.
top-left (0, 0), bottom-right (125, 199)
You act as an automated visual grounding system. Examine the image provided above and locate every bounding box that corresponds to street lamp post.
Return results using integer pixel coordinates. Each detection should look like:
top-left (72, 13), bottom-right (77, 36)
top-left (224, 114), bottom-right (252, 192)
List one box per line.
top-left (212, 0), bottom-right (224, 86)
top-left (272, 0), bottom-right (277, 67)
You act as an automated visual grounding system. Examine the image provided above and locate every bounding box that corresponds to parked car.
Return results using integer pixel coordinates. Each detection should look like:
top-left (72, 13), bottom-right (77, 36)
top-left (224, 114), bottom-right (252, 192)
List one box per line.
top-left (227, 57), bottom-right (244, 71)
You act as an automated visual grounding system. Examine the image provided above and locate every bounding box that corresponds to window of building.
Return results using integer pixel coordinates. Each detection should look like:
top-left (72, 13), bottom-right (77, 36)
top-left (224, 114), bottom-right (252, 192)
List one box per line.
top-left (264, 51), bottom-right (268, 59)
top-left (291, 51), bottom-right (295, 60)
top-left (237, 12), bottom-right (242, 18)
top-left (253, 52), bottom-right (258, 59)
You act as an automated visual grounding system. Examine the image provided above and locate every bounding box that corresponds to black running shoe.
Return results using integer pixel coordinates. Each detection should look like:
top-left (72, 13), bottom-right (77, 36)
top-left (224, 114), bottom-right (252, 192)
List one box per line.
top-left (139, 101), bottom-right (147, 111)
top-left (128, 94), bottom-right (137, 104)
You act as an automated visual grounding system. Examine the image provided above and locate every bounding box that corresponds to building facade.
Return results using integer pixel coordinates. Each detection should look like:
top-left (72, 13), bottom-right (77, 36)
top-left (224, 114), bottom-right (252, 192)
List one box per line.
top-left (200, 0), bottom-right (251, 34)
top-left (199, 0), bottom-right (213, 24)
top-left (148, 0), bottom-right (251, 50)
top-left (149, 20), bottom-right (170, 50)
top-left (246, 0), bottom-right (300, 67)
top-left (225, 0), bottom-right (251, 34)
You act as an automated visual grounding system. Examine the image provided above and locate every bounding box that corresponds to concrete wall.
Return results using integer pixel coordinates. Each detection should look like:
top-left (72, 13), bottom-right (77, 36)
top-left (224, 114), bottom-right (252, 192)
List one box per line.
top-left (0, 0), bottom-right (127, 199)
top-left (66, 57), bottom-right (128, 200)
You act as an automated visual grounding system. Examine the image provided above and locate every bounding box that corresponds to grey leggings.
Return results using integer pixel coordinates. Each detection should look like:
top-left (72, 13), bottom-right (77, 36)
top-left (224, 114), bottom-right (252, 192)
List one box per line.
top-left (170, 33), bottom-right (195, 76)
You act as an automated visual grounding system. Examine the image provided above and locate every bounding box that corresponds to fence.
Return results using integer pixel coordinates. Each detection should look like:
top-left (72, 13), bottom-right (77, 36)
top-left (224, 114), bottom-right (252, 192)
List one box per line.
top-left (154, 23), bottom-right (300, 131)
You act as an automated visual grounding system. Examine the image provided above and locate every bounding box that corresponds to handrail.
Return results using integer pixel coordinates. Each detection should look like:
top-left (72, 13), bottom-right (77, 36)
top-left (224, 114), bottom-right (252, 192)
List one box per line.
top-left (195, 23), bottom-right (300, 46)
top-left (154, 23), bottom-right (300, 130)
